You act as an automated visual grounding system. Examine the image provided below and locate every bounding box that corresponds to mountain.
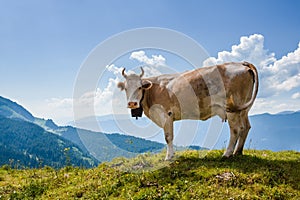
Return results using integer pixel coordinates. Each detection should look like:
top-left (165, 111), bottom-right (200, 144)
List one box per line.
top-left (276, 110), bottom-right (300, 115)
top-left (0, 96), bottom-right (34, 122)
top-left (74, 111), bottom-right (300, 152)
top-left (247, 112), bottom-right (300, 151)
top-left (0, 96), bottom-right (60, 132)
top-left (0, 96), bottom-right (89, 155)
top-left (0, 96), bottom-right (165, 167)
top-left (0, 117), bottom-right (97, 168)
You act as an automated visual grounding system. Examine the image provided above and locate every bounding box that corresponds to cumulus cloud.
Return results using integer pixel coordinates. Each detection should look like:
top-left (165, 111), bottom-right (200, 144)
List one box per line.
top-left (251, 97), bottom-right (300, 115)
top-left (29, 97), bottom-right (75, 125)
top-left (266, 42), bottom-right (300, 73)
top-left (47, 98), bottom-right (73, 109)
top-left (292, 92), bottom-right (300, 99)
top-left (267, 43), bottom-right (300, 92)
top-left (203, 34), bottom-right (276, 68)
top-left (130, 50), bottom-right (166, 68)
top-left (129, 51), bottom-right (168, 77)
top-left (106, 64), bottom-right (124, 77)
top-left (274, 74), bottom-right (300, 91)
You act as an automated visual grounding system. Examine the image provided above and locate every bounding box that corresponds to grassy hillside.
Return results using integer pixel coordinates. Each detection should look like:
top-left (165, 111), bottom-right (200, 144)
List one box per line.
top-left (0, 150), bottom-right (299, 199)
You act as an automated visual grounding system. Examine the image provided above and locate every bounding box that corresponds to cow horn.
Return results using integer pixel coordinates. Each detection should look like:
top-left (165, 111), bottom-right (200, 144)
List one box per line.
top-left (122, 68), bottom-right (127, 78)
top-left (140, 67), bottom-right (144, 77)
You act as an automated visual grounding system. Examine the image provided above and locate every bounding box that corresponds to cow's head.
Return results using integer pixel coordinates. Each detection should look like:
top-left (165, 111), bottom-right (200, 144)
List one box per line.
top-left (117, 67), bottom-right (152, 109)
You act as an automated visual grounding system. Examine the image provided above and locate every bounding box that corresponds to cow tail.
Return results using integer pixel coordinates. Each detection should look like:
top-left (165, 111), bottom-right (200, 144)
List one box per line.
top-left (238, 62), bottom-right (259, 111)
top-left (227, 62), bottom-right (259, 112)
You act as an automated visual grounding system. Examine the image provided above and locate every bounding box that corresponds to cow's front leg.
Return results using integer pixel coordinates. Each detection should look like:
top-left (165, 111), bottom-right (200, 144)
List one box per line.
top-left (163, 116), bottom-right (174, 160)
top-left (148, 105), bottom-right (174, 160)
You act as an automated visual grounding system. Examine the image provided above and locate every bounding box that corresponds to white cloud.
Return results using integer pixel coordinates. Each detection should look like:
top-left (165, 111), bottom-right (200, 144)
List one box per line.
top-left (267, 43), bottom-right (300, 92)
top-left (129, 51), bottom-right (169, 77)
top-left (47, 98), bottom-right (73, 109)
top-left (106, 64), bottom-right (124, 76)
top-left (28, 98), bottom-right (74, 125)
top-left (250, 97), bottom-right (300, 115)
top-left (274, 73), bottom-right (300, 91)
top-left (203, 34), bottom-right (276, 68)
top-left (74, 79), bottom-right (126, 119)
top-left (94, 77), bottom-right (125, 116)
top-left (267, 42), bottom-right (300, 73)
top-left (130, 50), bottom-right (166, 68)
top-left (292, 92), bottom-right (300, 99)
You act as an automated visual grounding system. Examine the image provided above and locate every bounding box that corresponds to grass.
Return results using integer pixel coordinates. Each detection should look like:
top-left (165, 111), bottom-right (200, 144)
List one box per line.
top-left (0, 150), bottom-right (299, 199)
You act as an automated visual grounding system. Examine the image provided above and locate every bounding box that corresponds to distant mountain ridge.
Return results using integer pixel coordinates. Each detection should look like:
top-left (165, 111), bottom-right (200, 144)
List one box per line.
top-left (246, 111), bottom-right (300, 151)
top-left (0, 96), bottom-right (59, 132)
top-left (276, 110), bottom-right (300, 115)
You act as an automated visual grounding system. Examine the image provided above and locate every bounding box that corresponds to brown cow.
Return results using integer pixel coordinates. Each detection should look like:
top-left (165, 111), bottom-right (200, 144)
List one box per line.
top-left (117, 62), bottom-right (259, 160)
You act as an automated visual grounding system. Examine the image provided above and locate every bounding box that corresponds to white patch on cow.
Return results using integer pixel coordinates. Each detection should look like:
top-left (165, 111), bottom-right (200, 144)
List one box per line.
top-left (225, 64), bottom-right (247, 79)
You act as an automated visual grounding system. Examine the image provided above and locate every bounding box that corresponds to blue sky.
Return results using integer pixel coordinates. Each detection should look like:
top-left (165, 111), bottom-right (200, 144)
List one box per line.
top-left (0, 0), bottom-right (300, 125)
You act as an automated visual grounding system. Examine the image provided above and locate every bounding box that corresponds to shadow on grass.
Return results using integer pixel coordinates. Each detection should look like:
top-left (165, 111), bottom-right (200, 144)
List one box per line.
top-left (154, 150), bottom-right (300, 190)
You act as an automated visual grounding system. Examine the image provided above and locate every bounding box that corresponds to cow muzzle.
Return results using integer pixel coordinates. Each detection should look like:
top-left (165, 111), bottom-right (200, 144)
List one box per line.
top-left (128, 102), bottom-right (139, 109)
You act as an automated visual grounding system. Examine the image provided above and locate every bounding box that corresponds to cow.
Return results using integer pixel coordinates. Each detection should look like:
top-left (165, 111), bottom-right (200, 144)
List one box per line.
top-left (117, 62), bottom-right (259, 160)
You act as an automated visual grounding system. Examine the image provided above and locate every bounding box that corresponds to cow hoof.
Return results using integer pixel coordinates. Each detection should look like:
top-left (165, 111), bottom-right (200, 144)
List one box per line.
top-left (233, 151), bottom-right (243, 156)
top-left (222, 153), bottom-right (233, 159)
top-left (165, 154), bottom-right (174, 161)
top-left (221, 155), bottom-right (233, 161)
top-left (165, 156), bottom-right (173, 161)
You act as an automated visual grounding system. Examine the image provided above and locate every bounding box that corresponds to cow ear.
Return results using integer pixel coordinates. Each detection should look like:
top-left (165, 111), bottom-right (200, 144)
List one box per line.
top-left (142, 80), bottom-right (152, 90)
top-left (117, 82), bottom-right (125, 91)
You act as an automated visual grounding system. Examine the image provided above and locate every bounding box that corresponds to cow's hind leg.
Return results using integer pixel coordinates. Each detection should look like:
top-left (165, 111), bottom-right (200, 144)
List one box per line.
top-left (234, 111), bottom-right (251, 156)
top-left (223, 112), bottom-right (243, 158)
